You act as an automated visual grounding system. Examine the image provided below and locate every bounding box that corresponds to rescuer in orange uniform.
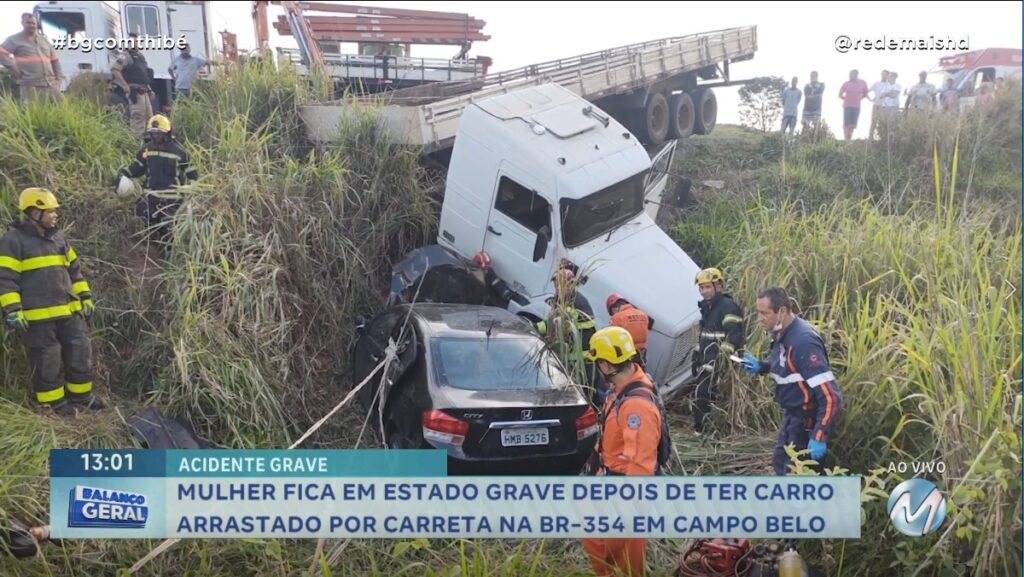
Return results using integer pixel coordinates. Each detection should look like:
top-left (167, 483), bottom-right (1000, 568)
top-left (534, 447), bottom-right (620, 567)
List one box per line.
top-left (605, 293), bottom-right (652, 366)
top-left (581, 326), bottom-right (662, 577)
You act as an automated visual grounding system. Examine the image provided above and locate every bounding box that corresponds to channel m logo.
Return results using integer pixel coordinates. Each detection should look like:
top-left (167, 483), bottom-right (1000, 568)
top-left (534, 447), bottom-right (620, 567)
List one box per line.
top-left (887, 479), bottom-right (947, 537)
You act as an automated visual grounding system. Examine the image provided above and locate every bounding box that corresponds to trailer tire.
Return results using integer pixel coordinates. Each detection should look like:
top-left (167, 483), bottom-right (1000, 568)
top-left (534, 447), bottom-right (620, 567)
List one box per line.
top-left (637, 92), bottom-right (670, 146)
top-left (692, 87), bottom-right (717, 135)
top-left (668, 92), bottom-right (695, 139)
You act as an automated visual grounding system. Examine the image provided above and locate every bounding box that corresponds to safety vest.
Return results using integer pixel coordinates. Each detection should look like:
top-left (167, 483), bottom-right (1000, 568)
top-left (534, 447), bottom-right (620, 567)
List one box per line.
top-left (597, 367), bottom-right (667, 476)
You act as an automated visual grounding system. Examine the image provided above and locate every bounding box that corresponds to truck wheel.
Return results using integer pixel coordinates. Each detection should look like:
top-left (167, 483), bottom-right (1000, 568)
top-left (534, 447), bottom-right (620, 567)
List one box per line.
top-left (692, 87), bottom-right (717, 135)
top-left (668, 92), bottom-right (695, 139)
top-left (636, 92), bottom-right (669, 146)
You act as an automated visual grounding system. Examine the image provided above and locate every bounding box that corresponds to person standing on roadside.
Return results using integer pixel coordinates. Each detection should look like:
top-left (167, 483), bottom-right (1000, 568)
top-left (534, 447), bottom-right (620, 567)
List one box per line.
top-left (839, 69), bottom-right (869, 140)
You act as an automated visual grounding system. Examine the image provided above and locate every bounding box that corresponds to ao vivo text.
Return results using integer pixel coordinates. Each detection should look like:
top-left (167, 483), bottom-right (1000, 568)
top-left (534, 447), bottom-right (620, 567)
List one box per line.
top-left (887, 461), bottom-right (947, 474)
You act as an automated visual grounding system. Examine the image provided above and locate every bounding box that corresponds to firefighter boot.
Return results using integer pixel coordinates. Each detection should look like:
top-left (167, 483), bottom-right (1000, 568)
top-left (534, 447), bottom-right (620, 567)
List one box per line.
top-left (40, 399), bottom-right (79, 418)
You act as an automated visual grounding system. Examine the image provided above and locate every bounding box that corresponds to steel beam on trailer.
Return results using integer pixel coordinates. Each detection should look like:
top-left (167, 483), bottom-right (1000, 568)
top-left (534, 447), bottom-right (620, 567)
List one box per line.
top-left (297, 2), bottom-right (479, 21)
top-left (304, 17), bottom-right (486, 30)
top-left (280, 16), bottom-right (484, 32)
top-left (286, 31), bottom-right (491, 43)
top-left (301, 23), bottom-right (485, 34)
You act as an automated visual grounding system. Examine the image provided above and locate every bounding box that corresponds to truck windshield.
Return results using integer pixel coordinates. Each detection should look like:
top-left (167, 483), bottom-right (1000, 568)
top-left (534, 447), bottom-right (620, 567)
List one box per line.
top-left (559, 171), bottom-right (647, 247)
top-left (432, 337), bottom-right (572, 391)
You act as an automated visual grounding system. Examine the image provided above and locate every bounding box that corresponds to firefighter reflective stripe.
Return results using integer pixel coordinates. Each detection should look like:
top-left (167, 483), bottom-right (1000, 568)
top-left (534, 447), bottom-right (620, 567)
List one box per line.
top-left (722, 314), bottom-right (743, 325)
top-left (146, 189), bottom-right (184, 200)
top-left (0, 254), bottom-right (71, 273)
top-left (37, 386), bottom-right (64, 403)
top-left (577, 318), bottom-right (596, 330)
top-left (143, 151), bottom-right (182, 161)
top-left (0, 292), bottom-right (20, 307)
top-left (68, 247), bottom-right (77, 262)
top-left (23, 301), bottom-right (82, 321)
top-left (71, 281), bottom-right (90, 295)
top-left (700, 331), bottom-right (727, 339)
top-left (67, 381), bottom-right (93, 394)
top-left (536, 320), bottom-right (547, 335)
top-left (0, 256), bottom-right (19, 272)
top-left (720, 342), bottom-right (735, 354)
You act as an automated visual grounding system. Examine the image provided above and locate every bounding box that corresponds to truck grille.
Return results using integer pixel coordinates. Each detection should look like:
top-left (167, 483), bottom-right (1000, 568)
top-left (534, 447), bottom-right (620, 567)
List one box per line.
top-left (667, 323), bottom-right (700, 381)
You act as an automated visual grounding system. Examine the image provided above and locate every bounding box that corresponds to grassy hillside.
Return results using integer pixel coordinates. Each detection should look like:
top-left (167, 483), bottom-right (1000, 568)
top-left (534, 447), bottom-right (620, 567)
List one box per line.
top-left (0, 62), bottom-right (1019, 577)
top-left (668, 88), bottom-right (1022, 577)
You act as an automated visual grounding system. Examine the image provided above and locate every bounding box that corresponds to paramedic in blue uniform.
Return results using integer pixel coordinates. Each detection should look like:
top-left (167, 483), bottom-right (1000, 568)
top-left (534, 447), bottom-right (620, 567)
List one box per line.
top-left (740, 286), bottom-right (843, 475)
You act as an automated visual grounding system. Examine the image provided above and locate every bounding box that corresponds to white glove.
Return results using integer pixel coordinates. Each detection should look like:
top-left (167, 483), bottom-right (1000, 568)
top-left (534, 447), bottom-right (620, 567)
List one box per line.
top-left (116, 175), bottom-right (135, 197)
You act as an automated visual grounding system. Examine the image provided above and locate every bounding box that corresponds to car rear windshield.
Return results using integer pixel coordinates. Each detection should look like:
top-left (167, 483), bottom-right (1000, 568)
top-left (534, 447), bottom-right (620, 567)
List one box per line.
top-left (432, 337), bottom-right (573, 391)
top-left (559, 170), bottom-right (646, 247)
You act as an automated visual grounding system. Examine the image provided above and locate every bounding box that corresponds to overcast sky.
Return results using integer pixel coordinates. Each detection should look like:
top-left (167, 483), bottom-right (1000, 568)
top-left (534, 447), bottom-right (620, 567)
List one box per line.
top-left (2, 1), bottom-right (1022, 138)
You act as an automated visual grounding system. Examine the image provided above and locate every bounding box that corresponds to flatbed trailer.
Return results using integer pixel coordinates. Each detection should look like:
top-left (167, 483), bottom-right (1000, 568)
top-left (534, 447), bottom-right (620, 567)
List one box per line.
top-left (300, 25), bottom-right (757, 151)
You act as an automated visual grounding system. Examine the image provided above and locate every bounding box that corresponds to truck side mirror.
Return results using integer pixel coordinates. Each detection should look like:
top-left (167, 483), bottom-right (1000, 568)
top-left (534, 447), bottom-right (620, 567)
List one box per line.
top-left (533, 225), bottom-right (551, 263)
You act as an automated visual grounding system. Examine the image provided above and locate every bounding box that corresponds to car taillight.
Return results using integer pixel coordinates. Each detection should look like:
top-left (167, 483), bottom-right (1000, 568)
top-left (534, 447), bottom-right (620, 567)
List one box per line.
top-left (576, 407), bottom-right (599, 440)
top-left (422, 410), bottom-right (468, 446)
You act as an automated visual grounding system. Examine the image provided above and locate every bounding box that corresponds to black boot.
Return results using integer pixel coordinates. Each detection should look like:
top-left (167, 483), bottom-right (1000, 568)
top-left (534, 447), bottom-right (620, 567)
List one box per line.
top-left (70, 393), bottom-right (106, 411)
top-left (41, 400), bottom-right (78, 417)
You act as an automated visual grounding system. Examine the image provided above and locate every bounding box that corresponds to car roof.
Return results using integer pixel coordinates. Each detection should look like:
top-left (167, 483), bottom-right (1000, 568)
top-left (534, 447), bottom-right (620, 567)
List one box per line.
top-left (401, 304), bottom-right (536, 339)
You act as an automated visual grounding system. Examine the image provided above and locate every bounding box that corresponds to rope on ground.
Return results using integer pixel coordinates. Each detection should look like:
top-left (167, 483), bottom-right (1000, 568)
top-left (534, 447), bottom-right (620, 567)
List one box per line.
top-left (127, 341), bottom-right (400, 575)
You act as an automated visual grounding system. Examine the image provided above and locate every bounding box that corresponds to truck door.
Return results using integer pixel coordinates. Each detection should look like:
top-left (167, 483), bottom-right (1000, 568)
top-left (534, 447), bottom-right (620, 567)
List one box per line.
top-left (483, 170), bottom-right (554, 299)
top-left (168, 3), bottom-right (208, 62)
top-left (123, 2), bottom-right (172, 79)
top-left (35, 7), bottom-right (101, 91)
top-left (642, 140), bottom-right (677, 222)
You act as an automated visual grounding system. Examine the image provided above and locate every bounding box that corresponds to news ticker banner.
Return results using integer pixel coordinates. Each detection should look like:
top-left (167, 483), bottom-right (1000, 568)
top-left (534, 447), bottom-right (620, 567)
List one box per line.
top-left (50, 450), bottom-right (861, 540)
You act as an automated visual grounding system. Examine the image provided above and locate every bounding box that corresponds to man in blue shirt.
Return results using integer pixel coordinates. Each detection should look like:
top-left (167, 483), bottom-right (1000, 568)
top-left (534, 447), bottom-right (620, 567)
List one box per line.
top-left (740, 287), bottom-right (843, 475)
top-left (168, 43), bottom-right (207, 99)
top-left (781, 77), bottom-right (802, 135)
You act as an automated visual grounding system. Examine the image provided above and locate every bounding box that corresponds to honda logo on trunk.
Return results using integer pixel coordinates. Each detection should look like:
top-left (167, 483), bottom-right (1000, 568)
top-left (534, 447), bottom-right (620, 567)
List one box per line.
top-left (521, 410), bottom-right (533, 420)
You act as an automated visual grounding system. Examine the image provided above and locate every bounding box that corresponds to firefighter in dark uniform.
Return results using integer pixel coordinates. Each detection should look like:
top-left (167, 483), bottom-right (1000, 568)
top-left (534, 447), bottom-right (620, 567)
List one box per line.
top-left (741, 286), bottom-right (843, 475)
top-left (116, 114), bottom-right (198, 241)
top-left (691, 267), bottom-right (745, 435)
top-left (0, 188), bottom-right (104, 416)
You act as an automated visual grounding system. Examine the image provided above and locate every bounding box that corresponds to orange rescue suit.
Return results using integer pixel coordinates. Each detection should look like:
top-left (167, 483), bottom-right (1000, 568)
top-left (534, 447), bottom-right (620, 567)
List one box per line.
top-left (610, 304), bottom-right (650, 353)
top-left (582, 365), bottom-right (661, 577)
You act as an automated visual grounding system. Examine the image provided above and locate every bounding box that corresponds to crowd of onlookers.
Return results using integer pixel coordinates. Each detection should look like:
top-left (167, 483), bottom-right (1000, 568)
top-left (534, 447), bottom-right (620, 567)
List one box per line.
top-left (779, 68), bottom-right (1013, 140)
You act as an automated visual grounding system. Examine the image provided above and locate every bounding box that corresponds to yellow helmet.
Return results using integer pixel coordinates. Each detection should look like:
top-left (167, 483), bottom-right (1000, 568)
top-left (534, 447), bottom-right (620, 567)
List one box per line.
top-left (147, 114), bottom-right (171, 133)
top-left (18, 187), bottom-right (60, 212)
top-left (695, 267), bottom-right (725, 286)
top-left (585, 326), bottom-right (637, 364)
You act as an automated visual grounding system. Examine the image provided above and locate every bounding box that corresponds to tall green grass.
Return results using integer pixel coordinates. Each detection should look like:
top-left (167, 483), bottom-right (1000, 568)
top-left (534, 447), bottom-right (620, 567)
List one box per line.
top-left (671, 89), bottom-right (1022, 576)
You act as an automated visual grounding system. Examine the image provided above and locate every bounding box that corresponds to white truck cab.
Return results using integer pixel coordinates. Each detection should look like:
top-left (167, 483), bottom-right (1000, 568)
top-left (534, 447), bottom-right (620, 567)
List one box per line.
top-left (438, 83), bottom-right (701, 398)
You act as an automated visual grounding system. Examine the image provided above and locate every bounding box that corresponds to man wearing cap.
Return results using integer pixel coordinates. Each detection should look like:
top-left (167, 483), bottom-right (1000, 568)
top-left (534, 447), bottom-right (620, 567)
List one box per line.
top-left (0, 188), bottom-right (104, 416)
top-left (115, 114), bottom-right (198, 241)
top-left (111, 34), bottom-right (154, 138)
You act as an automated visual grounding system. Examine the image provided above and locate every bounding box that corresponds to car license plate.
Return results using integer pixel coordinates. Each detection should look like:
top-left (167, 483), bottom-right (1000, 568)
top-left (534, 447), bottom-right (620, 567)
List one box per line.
top-left (501, 428), bottom-right (549, 447)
